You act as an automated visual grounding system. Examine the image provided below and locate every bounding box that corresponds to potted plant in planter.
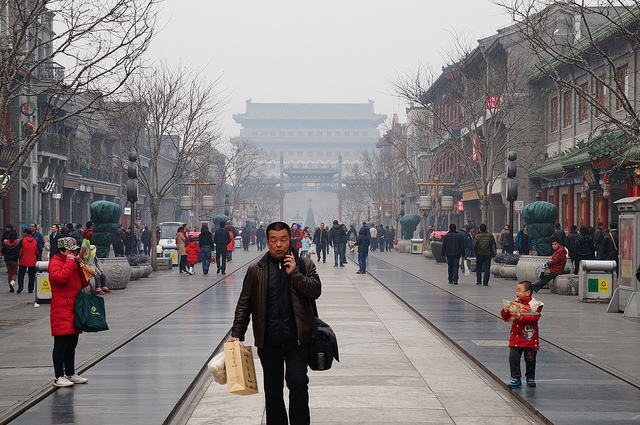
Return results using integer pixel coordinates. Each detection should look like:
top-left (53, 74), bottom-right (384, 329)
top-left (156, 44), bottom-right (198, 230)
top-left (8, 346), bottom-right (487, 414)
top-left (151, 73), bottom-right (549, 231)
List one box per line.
top-left (492, 253), bottom-right (520, 278)
top-left (429, 231), bottom-right (448, 263)
top-left (127, 253), bottom-right (152, 279)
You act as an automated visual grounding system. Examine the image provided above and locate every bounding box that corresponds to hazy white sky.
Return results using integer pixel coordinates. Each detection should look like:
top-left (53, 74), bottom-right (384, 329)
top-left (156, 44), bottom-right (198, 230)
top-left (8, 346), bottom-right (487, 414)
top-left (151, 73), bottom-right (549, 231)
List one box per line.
top-left (146, 0), bottom-right (512, 139)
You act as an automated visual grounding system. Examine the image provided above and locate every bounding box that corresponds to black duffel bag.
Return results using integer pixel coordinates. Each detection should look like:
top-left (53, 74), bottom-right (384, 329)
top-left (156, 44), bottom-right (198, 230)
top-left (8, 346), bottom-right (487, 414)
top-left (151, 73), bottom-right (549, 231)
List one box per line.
top-left (306, 299), bottom-right (339, 371)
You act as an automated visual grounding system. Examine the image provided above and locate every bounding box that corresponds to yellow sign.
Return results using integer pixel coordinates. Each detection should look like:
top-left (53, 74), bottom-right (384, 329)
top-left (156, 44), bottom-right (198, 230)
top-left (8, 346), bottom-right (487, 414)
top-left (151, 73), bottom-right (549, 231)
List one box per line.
top-left (39, 277), bottom-right (51, 293)
top-left (170, 251), bottom-right (177, 261)
top-left (598, 278), bottom-right (609, 293)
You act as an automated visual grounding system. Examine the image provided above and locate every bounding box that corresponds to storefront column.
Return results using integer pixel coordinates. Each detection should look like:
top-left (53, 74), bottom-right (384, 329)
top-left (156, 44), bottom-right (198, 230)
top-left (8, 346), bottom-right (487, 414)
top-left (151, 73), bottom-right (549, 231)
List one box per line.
top-left (601, 196), bottom-right (609, 228)
top-left (567, 184), bottom-right (575, 229)
top-left (553, 186), bottom-right (560, 210)
top-left (581, 192), bottom-right (590, 227)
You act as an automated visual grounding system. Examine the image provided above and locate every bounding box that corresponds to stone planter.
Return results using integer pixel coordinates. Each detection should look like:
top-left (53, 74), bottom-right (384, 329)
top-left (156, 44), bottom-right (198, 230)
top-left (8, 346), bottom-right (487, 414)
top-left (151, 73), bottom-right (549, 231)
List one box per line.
top-left (140, 264), bottom-right (152, 278)
top-left (490, 264), bottom-right (503, 277)
top-left (500, 264), bottom-right (518, 279)
top-left (516, 255), bottom-right (551, 283)
top-left (99, 257), bottom-right (131, 290)
top-left (423, 249), bottom-right (434, 260)
top-left (396, 240), bottom-right (411, 253)
top-left (130, 266), bottom-right (143, 280)
top-left (429, 241), bottom-right (446, 263)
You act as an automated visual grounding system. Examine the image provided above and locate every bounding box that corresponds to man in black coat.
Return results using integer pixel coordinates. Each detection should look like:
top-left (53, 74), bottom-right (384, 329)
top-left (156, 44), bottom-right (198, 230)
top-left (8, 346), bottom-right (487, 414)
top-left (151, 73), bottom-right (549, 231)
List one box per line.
top-left (566, 225), bottom-right (579, 274)
top-left (256, 224), bottom-right (266, 251)
top-left (213, 221), bottom-right (232, 274)
top-left (312, 223), bottom-right (329, 263)
top-left (441, 223), bottom-right (465, 285)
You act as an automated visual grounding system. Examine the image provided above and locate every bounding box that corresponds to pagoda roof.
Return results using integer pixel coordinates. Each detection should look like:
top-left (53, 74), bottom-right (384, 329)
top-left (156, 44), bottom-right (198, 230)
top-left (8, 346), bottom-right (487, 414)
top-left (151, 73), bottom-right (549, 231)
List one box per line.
top-left (283, 168), bottom-right (339, 177)
top-left (233, 100), bottom-right (386, 124)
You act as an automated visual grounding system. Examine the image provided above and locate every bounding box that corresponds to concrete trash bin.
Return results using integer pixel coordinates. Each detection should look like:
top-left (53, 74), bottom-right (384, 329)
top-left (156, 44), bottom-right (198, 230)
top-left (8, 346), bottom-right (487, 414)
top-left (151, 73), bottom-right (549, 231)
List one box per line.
top-left (578, 260), bottom-right (616, 302)
top-left (411, 239), bottom-right (423, 254)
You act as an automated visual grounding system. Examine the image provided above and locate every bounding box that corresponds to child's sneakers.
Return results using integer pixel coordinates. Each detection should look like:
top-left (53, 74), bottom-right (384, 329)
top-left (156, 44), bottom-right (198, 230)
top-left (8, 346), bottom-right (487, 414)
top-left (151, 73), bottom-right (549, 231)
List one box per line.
top-left (507, 378), bottom-right (522, 388)
top-left (526, 378), bottom-right (537, 387)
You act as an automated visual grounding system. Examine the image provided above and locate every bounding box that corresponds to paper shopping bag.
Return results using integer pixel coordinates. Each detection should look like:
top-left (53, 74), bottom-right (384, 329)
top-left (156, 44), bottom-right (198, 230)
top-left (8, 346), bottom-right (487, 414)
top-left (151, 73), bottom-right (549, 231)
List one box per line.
top-left (224, 341), bottom-right (259, 396)
top-left (464, 260), bottom-right (470, 276)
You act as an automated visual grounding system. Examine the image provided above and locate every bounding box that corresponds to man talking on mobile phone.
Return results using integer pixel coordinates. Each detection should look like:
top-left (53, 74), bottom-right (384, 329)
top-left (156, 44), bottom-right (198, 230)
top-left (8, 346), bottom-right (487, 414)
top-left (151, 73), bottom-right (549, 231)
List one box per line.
top-left (229, 221), bottom-right (322, 425)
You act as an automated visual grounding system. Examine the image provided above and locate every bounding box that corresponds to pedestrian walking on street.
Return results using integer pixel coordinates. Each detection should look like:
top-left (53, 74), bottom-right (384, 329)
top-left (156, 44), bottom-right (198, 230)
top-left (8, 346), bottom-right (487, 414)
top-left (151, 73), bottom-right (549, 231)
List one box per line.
top-left (340, 223), bottom-right (349, 264)
top-left (329, 220), bottom-right (346, 267)
top-left (566, 225), bottom-right (579, 274)
top-left (18, 228), bottom-right (39, 293)
top-left (49, 224), bottom-right (63, 258)
top-left (141, 225), bottom-right (152, 256)
top-left (386, 226), bottom-right (394, 251)
top-left (602, 222), bottom-right (619, 275)
top-left (369, 225), bottom-right (378, 251)
top-left (30, 223), bottom-right (45, 261)
top-left (441, 224), bottom-right (465, 285)
top-left (499, 225), bottom-right (513, 254)
top-left (185, 237), bottom-right (200, 275)
top-left (213, 221), bottom-right (231, 275)
top-left (48, 237), bottom-right (90, 388)
top-left (312, 222), bottom-right (328, 263)
top-left (256, 224), bottom-right (266, 251)
top-left (515, 225), bottom-right (532, 255)
top-left (473, 223), bottom-right (496, 286)
top-left (229, 221), bottom-right (322, 425)
top-left (198, 223), bottom-right (213, 275)
top-left (356, 226), bottom-right (370, 274)
top-left (576, 226), bottom-right (595, 269)
top-left (175, 225), bottom-right (188, 273)
top-left (2, 229), bottom-right (19, 292)
top-left (500, 280), bottom-right (544, 389)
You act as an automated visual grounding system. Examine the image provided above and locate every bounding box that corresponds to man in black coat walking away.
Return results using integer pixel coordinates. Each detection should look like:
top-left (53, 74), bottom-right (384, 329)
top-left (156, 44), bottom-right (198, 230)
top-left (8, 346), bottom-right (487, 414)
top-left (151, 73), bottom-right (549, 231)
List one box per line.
top-left (566, 225), bottom-right (579, 274)
top-left (441, 224), bottom-right (465, 285)
top-left (213, 221), bottom-right (232, 274)
top-left (312, 223), bottom-right (329, 263)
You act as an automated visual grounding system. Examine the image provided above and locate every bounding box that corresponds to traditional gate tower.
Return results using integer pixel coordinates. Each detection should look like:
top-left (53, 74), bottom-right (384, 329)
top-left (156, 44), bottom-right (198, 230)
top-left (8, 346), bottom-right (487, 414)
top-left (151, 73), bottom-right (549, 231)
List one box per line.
top-left (233, 100), bottom-right (385, 222)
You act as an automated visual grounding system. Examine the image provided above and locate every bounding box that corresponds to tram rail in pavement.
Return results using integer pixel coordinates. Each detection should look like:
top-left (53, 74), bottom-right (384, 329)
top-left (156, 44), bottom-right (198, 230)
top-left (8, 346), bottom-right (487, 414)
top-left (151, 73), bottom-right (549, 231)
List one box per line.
top-left (2, 249), bottom-right (542, 425)
top-left (361, 249), bottom-right (640, 425)
top-left (0, 251), bottom-right (258, 424)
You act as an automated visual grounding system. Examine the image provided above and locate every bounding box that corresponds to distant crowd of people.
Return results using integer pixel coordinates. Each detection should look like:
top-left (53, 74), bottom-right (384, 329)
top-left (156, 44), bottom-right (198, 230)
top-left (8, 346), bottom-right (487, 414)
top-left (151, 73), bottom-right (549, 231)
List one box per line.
top-left (438, 219), bottom-right (619, 290)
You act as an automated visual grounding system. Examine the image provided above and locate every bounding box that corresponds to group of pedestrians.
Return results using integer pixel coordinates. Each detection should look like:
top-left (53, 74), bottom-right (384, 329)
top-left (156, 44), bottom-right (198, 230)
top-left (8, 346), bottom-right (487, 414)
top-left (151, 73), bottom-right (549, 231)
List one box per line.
top-left (112, 222), bottom-right (152, 257)
top-left (441, 223), bottom-right (497, 286)
top-left (563, 222), bottom-right (619, 275)
top-left (1, 223), bottom-right (42, 293)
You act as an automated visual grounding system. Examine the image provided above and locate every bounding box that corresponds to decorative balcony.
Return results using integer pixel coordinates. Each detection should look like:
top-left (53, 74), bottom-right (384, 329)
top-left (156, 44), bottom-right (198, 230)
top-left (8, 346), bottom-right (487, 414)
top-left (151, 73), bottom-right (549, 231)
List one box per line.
top-left (38, 133), bottom-right (68, 156)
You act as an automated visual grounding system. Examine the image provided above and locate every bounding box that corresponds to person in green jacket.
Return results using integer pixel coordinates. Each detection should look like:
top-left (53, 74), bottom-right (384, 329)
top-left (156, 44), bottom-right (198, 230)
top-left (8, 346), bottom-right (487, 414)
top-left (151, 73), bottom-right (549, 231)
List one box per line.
top-left (473, 223), bottom-right (497, 286)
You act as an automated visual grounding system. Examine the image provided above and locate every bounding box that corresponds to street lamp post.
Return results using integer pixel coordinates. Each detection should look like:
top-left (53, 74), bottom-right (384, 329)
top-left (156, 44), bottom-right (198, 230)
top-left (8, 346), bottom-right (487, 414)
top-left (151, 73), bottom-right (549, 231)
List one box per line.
top-left (417, 179), bottom-right (456, 231)
top-left (179, 179), bottom-right (215, 231)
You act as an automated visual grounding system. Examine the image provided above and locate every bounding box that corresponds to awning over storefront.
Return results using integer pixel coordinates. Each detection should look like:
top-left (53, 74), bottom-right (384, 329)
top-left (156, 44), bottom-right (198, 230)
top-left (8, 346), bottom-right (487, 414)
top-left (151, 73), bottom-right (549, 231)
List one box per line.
top-left (529, 131), bottom-right (636, 179)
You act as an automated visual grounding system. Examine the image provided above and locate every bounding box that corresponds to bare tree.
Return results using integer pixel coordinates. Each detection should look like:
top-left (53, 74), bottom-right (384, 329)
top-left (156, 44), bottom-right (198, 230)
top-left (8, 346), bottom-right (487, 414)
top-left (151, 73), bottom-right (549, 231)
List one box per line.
top-left (245, 182), bottom-right (280, 224)
top-left (346, 147), bottom-right (402, 222)
top-left (108, 61), bottom-right (224, 269)
top-left (217, 137), bottom-right (273, 219)
top-left (394, 31), bottom-right (542, 225)
top-left (496, 0), bottom-right (640, 164)
top-left (0, 0), bottom-right (158, 197)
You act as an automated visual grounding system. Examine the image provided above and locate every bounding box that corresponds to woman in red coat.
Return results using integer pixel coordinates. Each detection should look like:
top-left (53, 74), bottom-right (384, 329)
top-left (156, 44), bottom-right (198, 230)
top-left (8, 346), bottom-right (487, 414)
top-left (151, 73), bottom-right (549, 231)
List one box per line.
top-left (49, 237), bottom-right (90, 388)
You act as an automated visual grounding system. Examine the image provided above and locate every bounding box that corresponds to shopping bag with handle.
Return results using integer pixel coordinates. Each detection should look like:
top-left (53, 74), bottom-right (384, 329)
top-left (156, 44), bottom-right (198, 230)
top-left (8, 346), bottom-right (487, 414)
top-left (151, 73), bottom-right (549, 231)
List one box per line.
top-left (224, 341), bottom-right (259, 395)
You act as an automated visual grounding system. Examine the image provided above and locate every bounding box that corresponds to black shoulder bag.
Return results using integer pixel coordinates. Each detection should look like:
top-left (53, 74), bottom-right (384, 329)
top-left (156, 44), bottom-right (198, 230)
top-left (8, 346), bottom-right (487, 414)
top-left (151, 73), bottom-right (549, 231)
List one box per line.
top-left (305, 298), bottom-right (339, 371)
